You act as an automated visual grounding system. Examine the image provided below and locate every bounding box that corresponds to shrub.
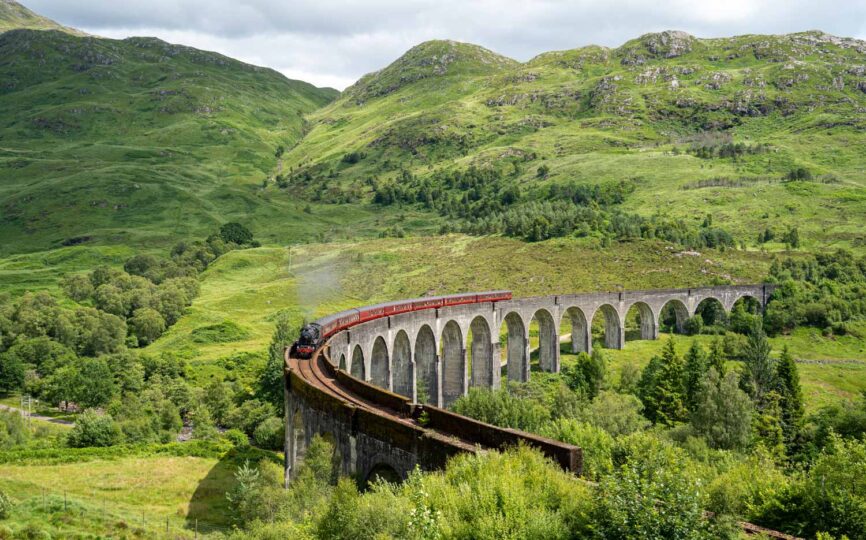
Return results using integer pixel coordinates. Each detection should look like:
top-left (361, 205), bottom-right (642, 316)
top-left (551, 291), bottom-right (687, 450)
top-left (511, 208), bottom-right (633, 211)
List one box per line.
top-left (219, 222), bottom-right (254, 245)
top-left (451, 385), bottom-right (550, 432)
top-left (539, 418), bottom-right (614, 480)
top-left (67, 410), bottom-right (122, 448)
top-left (0, 489), bottom-right (12, 519)
top-left (577, 390), bottom-right (649, 437)
top-left (596, 433), bottom-right (711, 539)
top-left (253, 417), bottom-right (285, 450)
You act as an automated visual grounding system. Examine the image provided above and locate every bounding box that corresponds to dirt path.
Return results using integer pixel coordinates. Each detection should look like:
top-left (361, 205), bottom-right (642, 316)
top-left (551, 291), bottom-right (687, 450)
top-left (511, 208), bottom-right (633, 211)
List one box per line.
top-left (0, 403), bottom-right (74, 426)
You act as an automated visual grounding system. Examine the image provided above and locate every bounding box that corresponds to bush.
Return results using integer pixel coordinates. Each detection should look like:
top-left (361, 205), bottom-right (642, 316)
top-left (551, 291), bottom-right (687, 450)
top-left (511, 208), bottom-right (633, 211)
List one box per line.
top-left (684, 315), bottom-right (703, 336)
top-left (67, 410), bottom-right (122, 448)
top-left (219, 222), bottom-right (254, 245)
top-left (0, 489), bottom-right (12, 519)
top-left (596, 433), bottom-right (712, 539)
top-left (223, 429), bottom-right (249, 448)
top-left (226, 399), bottom-right (275, 436)
top-left (539, 418), bottom-right (613, 480)
top-left (451, 385), bottom-right (550, 432)
top-left (577, 391), bottom-right (650, 437)
top-left (253, 417), bottom-right (285, 450)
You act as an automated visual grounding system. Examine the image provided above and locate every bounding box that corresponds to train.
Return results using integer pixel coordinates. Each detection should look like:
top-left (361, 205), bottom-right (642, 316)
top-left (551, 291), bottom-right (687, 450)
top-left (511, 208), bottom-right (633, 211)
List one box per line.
top-left (290, 291), bottom-right (512, 359)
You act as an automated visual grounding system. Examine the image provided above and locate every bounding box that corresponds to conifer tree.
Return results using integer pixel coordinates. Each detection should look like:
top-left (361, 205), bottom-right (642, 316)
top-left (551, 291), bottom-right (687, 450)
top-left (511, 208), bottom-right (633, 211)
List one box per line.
top-left (776, 345), bottom-right (804, 449)
top-left (638, 337), bottom-right (687, 426)
top-left (258, 315), bottom-right (298, 416)
top-left (707, 337), bottom-right (726, 376)
top-left (743, 319), bottom-right (776, 408)
top-left (684, 341), bottom-right (707, 414)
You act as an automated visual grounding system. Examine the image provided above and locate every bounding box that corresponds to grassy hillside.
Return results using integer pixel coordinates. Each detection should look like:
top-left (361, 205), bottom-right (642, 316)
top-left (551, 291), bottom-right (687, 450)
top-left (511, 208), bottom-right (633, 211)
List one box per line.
top-left (284, 32), bottom-right (866, 252)
top-left (0, 25), bottom-right (350, 255)
top-left (0, 0), bottom-right (80, 34)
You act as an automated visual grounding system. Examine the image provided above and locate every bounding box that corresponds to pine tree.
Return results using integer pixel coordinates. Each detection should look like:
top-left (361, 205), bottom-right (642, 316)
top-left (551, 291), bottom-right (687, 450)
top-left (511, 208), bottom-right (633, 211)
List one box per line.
top-left (638, 337), bottom-right (687, 426)
top-left (776, 345), bottom-right (804, 449)
top-left (684, 341), bottom-right (707, 414)
top-left (753, 391), bottom-right (786, 459)
top-left (708, 337), bottom-right (726, 376)
top-left (258, 315), bottom-right (298, 416)
top-left (743, 319), bottom-right (776, 408)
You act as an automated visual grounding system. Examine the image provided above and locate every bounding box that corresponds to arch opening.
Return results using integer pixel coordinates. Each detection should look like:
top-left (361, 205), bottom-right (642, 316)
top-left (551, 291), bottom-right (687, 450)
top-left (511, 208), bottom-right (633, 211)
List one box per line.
top-left (350, 344), bottom-right (365, 380)
top-left (338, 353), bottom-right (346, 371)
top-left (468, 316), bottom-right (493, 388)
top-left (414, 325), bottom-right (437, 405)
top-left (501, 312), bottom-right (528, 382)
top-left (370, 336), bottom-right (389, 390)
top-left (391, 330), bottom-right (412, 398)
top-left (364, 463), bottom-right (401, 488)
top-left (559, 306), bottom-right (590, 355)
top-left (694, 297), bottom-right (728, 332)
top-left (530, 309), bottom-right (558, 372)
top-left (440, 320), bottom-right (465, 408)
top-left (659, 299), bottom-right (690, 334)
top-left (624, 302), bottom-right (656, 342)
top-left (591, 304), bottom-right (623, 350)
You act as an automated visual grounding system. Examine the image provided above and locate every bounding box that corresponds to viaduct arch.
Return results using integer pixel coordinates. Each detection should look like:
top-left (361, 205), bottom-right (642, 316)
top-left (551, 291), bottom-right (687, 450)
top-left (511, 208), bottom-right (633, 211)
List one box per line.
top-left (285, 285), bottom-right (772, 484)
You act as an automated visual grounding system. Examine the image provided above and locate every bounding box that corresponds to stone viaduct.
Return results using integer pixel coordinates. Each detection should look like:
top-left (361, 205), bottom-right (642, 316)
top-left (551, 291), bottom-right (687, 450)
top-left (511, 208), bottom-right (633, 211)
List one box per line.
top-left (283, 283), bottom-right (799, 539)
top-left (325, 284), bottom-right (772, 409)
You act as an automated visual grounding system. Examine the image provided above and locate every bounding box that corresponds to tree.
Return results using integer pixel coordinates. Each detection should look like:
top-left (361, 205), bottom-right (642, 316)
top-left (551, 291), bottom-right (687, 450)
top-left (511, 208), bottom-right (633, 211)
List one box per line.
top-left (93, 283), bottom-right (126, 317)
top-left (742, 320), bottom-right (776, 408)
top-left (536, 164), bottom-right (550, 179)
top-left (0, 352), bottom-right (24, 393)
top-left (683, 341), bottom-right (707, 414)
top-left (62, 274), bottom-right (93, 302)
top-left (564, 350), bottom-right (606, 400)
top-left (776, 345), bottom-right (804, 449)
top-left (683, 315), bottom-right (703, 336)
top-left (73, 357), bottom-right (117, 409)
top-left (130, 308), bottom-right (166, 345)
top-left (691, 368), bottom-right (753, 450)
top-left (204, 380), bottom-right (234, 426)
top-left (219, 222), bottom-right (254, 245)
top-left (638, 338), bottom-right (688, 426)
top-left (708, 337), bottom-right (726, 376)
top-left (258, 316), bottom-right (297, 415)
top-left (67, 410), bottom-right (122, 447)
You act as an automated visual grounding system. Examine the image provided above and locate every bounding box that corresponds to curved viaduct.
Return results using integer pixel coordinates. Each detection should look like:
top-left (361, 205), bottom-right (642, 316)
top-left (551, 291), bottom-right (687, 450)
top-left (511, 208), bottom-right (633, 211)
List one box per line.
top-left (284, 284), bottom-right (772, 484)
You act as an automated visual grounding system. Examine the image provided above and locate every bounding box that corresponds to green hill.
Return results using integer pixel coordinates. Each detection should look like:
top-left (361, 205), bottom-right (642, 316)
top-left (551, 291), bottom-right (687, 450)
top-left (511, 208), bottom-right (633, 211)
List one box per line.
top-left (0, 24), bottom-right (347, 254)
top-left (0, 0), bottom-right (81, 34)
top-left (283, 32), bottom-right (866, 252)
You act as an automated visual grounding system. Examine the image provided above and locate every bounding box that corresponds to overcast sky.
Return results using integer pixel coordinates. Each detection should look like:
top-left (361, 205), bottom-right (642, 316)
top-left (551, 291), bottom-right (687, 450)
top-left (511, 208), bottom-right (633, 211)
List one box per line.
top-left (25, 0), bottom-right (866, 90)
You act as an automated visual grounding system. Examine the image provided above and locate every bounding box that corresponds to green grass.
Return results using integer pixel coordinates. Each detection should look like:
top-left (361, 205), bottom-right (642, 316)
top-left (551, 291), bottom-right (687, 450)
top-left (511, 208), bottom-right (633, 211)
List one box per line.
top-left (0, 455), bottom-right (234, 538)
top-left (0, 27), bottom-right (344, 255)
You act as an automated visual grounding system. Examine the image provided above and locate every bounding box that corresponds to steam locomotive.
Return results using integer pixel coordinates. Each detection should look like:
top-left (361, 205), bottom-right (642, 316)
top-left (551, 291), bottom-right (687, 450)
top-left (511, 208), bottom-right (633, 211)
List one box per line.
top-left (290, 291), bottom-right (512, 359)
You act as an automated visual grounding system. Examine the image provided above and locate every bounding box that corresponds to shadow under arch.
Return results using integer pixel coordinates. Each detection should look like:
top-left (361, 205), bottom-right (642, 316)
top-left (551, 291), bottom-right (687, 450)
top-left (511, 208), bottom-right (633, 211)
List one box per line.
top-left (370, 335), bottom-right (389, 390)
top-left (415, 324), bottom-right (437, 405)
top-left (468, 316), bottom-right (493, 388)
top-left (350, 344), bottom-right (365, 380)
top-left (440, 320), bottom-right (465, 408)
top-left (501, 311), bottom-right (528, 382)
top-left (391, 330), bottom-right (412, 398)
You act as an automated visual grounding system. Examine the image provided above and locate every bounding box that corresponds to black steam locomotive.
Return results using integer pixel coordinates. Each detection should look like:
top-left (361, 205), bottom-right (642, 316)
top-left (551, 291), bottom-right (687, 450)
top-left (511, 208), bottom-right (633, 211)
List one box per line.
top-left (290, 323), bottom-right (322, 359)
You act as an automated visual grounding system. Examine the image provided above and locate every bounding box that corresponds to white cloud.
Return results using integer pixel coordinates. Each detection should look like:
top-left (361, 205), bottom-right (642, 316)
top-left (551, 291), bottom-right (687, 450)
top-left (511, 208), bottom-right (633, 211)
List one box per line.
top-left (24, 0), bottom-right (866, 89)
